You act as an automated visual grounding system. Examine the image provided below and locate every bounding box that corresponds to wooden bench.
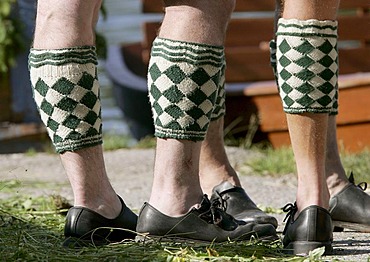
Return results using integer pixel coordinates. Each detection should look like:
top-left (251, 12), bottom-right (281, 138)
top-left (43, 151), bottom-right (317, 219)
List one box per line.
top-left (137, 0), bottom-right (370, 151)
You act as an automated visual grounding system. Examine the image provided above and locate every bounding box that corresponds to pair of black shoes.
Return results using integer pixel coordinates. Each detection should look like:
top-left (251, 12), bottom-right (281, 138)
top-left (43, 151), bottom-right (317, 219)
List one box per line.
top-left (63, 181), bottom-right (278, 247)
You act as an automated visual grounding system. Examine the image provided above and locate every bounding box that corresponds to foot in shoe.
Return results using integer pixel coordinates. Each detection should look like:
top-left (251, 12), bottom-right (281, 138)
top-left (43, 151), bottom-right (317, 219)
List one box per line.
top-left (282, 203), bottom-right (333, 255)
top-left (63, 196), bottom-right (138, 248)
top-left (136, 195), bottom-right (277, 243)
top-left (210, 181), bottom-right (278, 228)
top-left (329, 173), bottom-right (370, 232)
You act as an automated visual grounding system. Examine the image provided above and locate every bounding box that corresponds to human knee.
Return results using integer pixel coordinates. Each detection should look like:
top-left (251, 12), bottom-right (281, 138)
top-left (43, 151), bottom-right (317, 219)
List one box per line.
top-left (35, 0), bottom-right (102, 47)
top-left (161, 0), bottom-right (234, 45)
top-left (163, 0), bottom-right (234, 26)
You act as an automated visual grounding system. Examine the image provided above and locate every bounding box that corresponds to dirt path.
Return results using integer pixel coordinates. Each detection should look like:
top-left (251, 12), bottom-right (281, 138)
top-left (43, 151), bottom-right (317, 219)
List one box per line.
top-left (0, 148), bottom-right (369, 261)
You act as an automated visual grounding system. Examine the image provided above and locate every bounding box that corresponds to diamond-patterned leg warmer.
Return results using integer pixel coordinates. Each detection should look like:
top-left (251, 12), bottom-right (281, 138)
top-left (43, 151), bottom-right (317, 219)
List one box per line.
top-left (276, 18), bottom-right (339, 114)
top-left (148, 38), bottom-right (225, 141)
top-left (29, 46), bottom-right (102, 153)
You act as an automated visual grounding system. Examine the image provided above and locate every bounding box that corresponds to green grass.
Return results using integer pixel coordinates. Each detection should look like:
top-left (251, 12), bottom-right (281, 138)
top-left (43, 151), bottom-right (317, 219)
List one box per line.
top-left (0, 195), bottom-right (332, 262)
top-left (243, 146), bottom-right (370, 183)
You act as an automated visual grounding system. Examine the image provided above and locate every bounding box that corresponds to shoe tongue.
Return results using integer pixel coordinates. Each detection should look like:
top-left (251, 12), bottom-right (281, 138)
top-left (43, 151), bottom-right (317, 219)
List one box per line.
top-left (213, 181), bottom-right (235, 194)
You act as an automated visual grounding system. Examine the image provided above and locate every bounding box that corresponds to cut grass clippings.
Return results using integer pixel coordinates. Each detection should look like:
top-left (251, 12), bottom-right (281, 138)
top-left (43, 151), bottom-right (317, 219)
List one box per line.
top-left (0, 195), bottom-right (331, 262)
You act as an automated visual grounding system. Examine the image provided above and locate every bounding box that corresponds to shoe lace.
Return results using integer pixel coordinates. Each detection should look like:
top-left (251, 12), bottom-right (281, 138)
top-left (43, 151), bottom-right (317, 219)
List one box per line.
top-left (198, 195), bottom-right (238, 231)
top-left (349, 172), bottom-right (368, 191)
top-left (282, 202), bottom-right (298, 235)
top-left (212, 191), bottom-right (228, 211)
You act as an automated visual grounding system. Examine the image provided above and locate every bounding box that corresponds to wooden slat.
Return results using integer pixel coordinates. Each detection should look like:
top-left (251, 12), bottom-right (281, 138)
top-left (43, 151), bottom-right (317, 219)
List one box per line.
top-left (225, 18), bottom-right (274, 47)
top-left (142, 16), bottom-right (370, 52)
top-left (0, 73), bottom-right (11, 122)
top-left (248, 82), bottom-right (370, 132)
top-left (225, 48), bottom-right (274, 82)
top-left (267, 123), bottom-right (370, 152)
top-left (142, 0), bottom-right (370, 13)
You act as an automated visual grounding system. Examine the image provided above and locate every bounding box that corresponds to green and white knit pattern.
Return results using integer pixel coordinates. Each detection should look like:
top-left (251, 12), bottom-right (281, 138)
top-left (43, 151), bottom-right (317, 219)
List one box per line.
top-left (211, 61), bottom-right (226, 121)
top-left (276, 18), bottom-right (338, 114)
top-left (148, 38), bottom-right (224, 141)
top-left (29, 46), bottom-right (102, 153)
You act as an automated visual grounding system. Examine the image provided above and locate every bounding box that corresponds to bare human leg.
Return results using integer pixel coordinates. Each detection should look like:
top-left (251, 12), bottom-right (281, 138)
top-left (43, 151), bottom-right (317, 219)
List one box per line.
top-left (276, 0), bottom-right (340, 254)
top-left (147, 0), bottom-right (235, 217)
top-left (31, 0), bottom-right (137, 246)
top-left (136, 0), bottom-right (277, 242)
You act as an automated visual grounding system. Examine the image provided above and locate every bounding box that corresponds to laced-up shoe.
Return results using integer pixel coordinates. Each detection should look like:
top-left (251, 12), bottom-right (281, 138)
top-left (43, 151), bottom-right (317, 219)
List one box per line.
top-left (282, 203), bottom-right (333, 255)
top-left (63, 196), bottom-right (137, 248)
top-left (136, 195), bottom-right (277, 243)
top-left (330, 172), bottom-right (370, 232)
top-left (211, 181), bottom-right (278, 228)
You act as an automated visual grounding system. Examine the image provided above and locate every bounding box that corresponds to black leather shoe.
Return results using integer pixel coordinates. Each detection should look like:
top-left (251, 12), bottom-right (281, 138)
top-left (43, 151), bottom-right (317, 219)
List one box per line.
top-left (136, 195), bottom-right (277, 243)
top-left (63, 196), bottom-right (138, 248)
top-left (329, 173), bottom-right (370, 232)
top-left (210, 181), bottom-right (278, 228)
top-left (282, 203), bottom-right (333, 255)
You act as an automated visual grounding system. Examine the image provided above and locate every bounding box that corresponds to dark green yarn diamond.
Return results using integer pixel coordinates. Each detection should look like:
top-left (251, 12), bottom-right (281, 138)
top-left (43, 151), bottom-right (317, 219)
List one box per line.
top-left (188, 107), bottom-right (208, 121)
top-left (165, 105), bottom-right (184, 119)
top-left (279, 55), bottom-right (292, 67)
top-left (189, 68), bottom-right (211, 86)
top-left (283, 96), bottom-right (295, 107)
top-left (163, 86), bottom-right (184, 103)
top-left (295, 56), bottom-right (315, 68)
top-left (317, 95), bottom-right (332, 106)
top-left (279, 39), bottom-right (291, 54)
top-left (295, 69), bottom-right (315, 81)
top-left (188, 88), bottom-right (209, 106)
top-left (153, 101), bottom-right (164, 115)
top-left (296, 94), bottom-right (315, 107)
top-left (40, 100), bottom-right (54, 116)
top-left (86, 127), bottom-right (100, 136)
top-left (84, 111), bottom-right (99, 125)
top-left (318, 40), bottom-right (335, 54)
top-left (319, 55), bottom-right (335, 68)
top-left (296, 83), bottom-right (315, 95)
top-left (34, 79), bottom-right (49, 97)
top-left (149, 63), bottom-right (162, 82)
top-left (317, 82), bottom-right (335, 95)
top-left (65, 131), bottom-right (80, 140)
top-left (281, 82), bottom-right (293, 94)
top-left (56, 97), bottom-right (78, 112)
top-left (280, 68), bottom-right (292, 81)
top-left (47, 118), bottom-right (59, 133)
top-left (318, 69), bottom-right (335, 81)
top-left (294, 40), bottom-right (315, 55)
top-left (63, 115), bottom-right (80, 129)
top-left (77, 72), bottom-right (95, 91)
top-left (150, 84), bottom-right (162, 101)
top-left (81, 91), bottom-right (98, 109)
top-left (53, 78), bottom-right (76, 95)
top-left (164, 65), bottom-right (186, 84)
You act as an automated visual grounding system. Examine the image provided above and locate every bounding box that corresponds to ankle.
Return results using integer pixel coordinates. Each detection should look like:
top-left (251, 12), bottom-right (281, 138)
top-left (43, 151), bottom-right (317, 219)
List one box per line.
top-left (326, 171), bottom-right (349, 197)
top-left (74, 194), bottom-right (122, 219)
top-left (149, 192), bottom-right (203, 217)
top-left (200, 165), bottom-right (240, 196)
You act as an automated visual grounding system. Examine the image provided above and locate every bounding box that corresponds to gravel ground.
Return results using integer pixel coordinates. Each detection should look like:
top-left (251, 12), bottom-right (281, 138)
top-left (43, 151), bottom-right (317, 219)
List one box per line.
top-left (0, 147), bottom-right (369, 261)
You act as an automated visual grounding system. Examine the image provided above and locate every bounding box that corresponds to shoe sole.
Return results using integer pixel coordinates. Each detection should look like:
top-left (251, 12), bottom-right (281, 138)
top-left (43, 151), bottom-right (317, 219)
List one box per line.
top-left (135, 233), bottom-right (279, 244)
top-left (284, 241), bottom-right (333, 256)
top-left (332, 220), bottom-right (370, 233)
